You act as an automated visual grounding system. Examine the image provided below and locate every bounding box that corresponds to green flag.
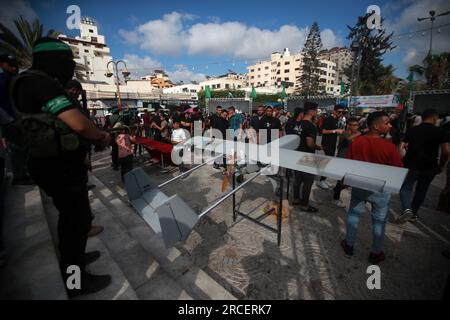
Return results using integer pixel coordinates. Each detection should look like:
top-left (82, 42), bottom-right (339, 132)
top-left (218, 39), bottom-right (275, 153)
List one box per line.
top-left (280, 86), bottom-right (286, 99)
top-left (228, 91), bottom-right (234, 98)
top-left (205, 85), bottom-right (212, 99)
top-left (406, 72), bottom-right (414, 90)
top-left (251, 86), bottom-right (257, 99)
top-left (340, 80), bottom-right (345, 96)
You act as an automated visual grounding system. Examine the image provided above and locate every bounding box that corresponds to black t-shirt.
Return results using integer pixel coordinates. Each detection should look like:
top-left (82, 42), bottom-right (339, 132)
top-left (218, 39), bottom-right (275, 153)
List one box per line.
top-left (403, 123), bottom-right (448, 171)
top-left (13, 73), bottom-right (86, 164)
top-left (258, 115), bottom-right (281, 143)
top-left (297, 120), bottom-right (317, 154)
top-left (321, 116), bottom-right (339, 150)
top-left (214, 117), bottom-right (229, 139)
top-left (442, 121), bottom-right (450, 142)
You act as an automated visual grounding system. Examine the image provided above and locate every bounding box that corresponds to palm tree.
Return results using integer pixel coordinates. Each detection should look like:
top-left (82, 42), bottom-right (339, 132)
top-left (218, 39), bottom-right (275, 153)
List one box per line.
top-left (375, 65), bottom-right (400, 94)
top-left (409, 53), bottom-right (450, 89)
top-left (0, 15), bottom-right (86, 80)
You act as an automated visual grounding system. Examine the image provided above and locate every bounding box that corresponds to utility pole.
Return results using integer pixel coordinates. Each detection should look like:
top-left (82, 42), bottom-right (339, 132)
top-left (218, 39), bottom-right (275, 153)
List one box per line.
top-left (418, 10), bottom-right (450, 56)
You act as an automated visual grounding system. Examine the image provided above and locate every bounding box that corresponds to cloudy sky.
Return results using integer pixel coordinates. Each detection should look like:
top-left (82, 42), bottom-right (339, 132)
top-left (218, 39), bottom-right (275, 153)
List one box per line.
top-left (1, 0), bottom-right (449, 82)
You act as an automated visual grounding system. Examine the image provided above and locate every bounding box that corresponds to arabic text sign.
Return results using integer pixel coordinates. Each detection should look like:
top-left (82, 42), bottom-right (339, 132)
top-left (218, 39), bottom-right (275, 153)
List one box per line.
top-left (351, 95), bottom-right (399, 108)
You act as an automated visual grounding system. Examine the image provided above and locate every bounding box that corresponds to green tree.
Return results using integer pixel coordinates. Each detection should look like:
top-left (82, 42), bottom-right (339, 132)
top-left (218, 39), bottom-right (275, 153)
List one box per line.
top-left (409, 53), bottom-right (450, 89)
top-left (298, 22), bottom-right (323, 96)
top-left (0, 15), bottom-right (87, 80)
top-left (344, 14), bottom-right (396, 95)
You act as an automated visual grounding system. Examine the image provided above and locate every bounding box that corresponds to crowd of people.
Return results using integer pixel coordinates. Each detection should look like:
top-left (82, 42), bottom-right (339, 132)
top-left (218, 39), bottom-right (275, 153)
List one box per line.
top-left (96, 102), bottom-right (449, 267)
top-left (0, 37), bottom-right (449, 298)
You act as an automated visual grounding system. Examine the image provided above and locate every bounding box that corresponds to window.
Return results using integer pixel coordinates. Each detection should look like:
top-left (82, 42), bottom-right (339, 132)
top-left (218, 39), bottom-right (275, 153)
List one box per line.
top-left (84, 49), bottom-right (89, 53)
top-left (250, 69), bottom-right (255, 72)
top-left (91, 37), bottom-right (98, 43)
top-left (216, 84), bottom-right (221, 89)
top-left (284, 69), bottom-right (289, 73)
top-left (265, 66), bottom-right (269, 70)
top-left (284, 77), bottom-right (289, 81)
top-left (251, 76), bottom-right (254, 79)
top-left (89, 29), bottom-right (94, 33)
top-left (285, 61), bottom-right (290, 65)
top-left (295, 68), bottom-right (300, 71)
top-left (225, 84), bottom-right (230, 89)
top-left (237, 85), bottom-right (241, 88)
top-left (276, 70), bottom-right (280, 75)
top-left (258, 68), bottom-right (261, 71)
top-left (257, 75), bottom-right (261, 78)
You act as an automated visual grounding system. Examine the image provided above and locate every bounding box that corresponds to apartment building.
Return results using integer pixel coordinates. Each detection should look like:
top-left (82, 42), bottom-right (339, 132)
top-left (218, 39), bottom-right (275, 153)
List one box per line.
top-left (319, 47), bottom-right (353, 84)
top-left (247, 48), bottom-right (302, 94)
top-left (141, 70), bottom-right (175, 89)
top-left (199, 71), bottom-right (247, 91)
top-left (58, 17), bottom-right (114, 84)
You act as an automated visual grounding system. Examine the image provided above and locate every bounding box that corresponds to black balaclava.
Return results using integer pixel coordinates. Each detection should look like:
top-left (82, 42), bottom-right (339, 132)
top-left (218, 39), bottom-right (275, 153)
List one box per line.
top-left (31, 38), bottom-right (75, 86)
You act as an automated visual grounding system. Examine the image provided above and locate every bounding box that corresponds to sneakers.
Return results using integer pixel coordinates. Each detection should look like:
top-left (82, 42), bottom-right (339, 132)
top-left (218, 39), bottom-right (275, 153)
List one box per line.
top-left (407, 214), bottom-right (418, 222)
top-left (340, 239), bottom-right (354, 257)
top-left (67, 272), bottom-right (112, 298)
top-left (88, 225), bottom-right (104, 238)
top-left (333, 199), bottom-right (346, 208)
top-left (368, 251), bottom-right (386, 265)
top-left (317, 180), bottom-right (330, 190)
top-left (397, 209), bottom-right (414, 223)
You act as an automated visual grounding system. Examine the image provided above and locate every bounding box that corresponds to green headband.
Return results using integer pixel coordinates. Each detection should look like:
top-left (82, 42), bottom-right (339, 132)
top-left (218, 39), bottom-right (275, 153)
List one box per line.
top-left (32, 42), bottom-right (71, 53)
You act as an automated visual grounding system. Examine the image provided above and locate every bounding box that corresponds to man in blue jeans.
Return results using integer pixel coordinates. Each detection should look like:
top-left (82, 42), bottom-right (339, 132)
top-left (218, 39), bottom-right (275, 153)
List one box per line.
top-left (397, 109), bottom-right (450, 223)
top-left (341, 112), bottom-right (403, 264)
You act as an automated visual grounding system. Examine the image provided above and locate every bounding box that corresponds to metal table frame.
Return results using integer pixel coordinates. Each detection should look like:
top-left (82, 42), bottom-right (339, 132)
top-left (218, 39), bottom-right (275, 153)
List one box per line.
top-left (231, 168), bottom-right (290, 246)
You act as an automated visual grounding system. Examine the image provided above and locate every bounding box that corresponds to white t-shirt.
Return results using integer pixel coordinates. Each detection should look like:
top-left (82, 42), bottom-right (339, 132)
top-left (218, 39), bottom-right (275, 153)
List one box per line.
top-left (171, 128), bottom-right (187, 143)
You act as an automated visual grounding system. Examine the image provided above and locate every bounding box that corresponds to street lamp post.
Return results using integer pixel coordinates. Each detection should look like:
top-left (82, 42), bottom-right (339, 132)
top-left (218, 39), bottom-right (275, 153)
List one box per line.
top-left (105, 60), bottom-right (130, 114)
top-left (349, 40), bottom-right (361, 113)
top-left (418, 10), bottom-right (450, 56)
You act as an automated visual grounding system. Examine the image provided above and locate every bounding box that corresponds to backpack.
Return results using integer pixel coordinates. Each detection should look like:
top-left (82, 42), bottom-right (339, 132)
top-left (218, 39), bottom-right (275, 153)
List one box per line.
top-left (8, 70), bottom-right (80, 158)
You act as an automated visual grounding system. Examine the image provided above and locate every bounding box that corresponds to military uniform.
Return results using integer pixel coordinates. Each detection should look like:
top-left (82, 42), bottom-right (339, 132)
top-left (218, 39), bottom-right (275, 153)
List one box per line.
top-left (12, 68), bottom-right (92, 275)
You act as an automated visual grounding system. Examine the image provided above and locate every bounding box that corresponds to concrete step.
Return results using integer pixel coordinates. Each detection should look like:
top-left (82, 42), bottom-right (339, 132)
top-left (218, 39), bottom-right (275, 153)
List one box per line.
top-left (87, 191), bottom-right (193, 299)
top-left (0, 184), bottom-right (67, 300)
top-left (40, 191), bottom-right (139, 300)
top-left (89, 173), bottom-right (236, 300)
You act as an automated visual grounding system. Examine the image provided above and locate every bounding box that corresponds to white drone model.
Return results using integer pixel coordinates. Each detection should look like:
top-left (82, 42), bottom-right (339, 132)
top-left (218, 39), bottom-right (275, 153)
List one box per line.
top-left (124, 135), bottom-right (408, 247)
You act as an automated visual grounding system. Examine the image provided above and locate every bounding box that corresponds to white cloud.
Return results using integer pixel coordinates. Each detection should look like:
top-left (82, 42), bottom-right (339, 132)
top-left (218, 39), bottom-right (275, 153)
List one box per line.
top-left (320, 28), bottom-right (342, 49)
top-left (119, 12), bottom-right (343, 59)
top-left (122, 54), bottom-right (162, 78)
top-left (0, 0), bottom-right (37, 36)
top-left (402, 48), bottom-right (419, 66)
top-left (167, 65), bottom-right (206, 83)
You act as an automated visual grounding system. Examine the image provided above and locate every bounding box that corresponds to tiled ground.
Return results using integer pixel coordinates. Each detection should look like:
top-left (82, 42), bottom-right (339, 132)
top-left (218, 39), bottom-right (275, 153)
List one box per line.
top-left (92, 149), bottom-right (450, 300)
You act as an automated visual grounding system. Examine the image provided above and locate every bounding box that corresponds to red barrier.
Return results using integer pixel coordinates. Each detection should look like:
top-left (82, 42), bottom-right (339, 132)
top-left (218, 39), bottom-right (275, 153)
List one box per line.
top-left (135, 137), bottom-right (174, 166)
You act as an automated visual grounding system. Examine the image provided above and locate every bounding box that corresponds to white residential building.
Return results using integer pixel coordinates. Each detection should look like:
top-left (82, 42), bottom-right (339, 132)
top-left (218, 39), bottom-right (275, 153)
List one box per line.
top-left (199, 71), bottom-right (247, 91)
top-left (59, 17), bottom-right (114, 84)
top-left (163, 83), bottom-right (201, 95)
top-left (247, 48), bottom-right (302, 94)
top-left (319, 47), bottom-right (353, 84)
top-left (247, 48), bottom-right (339, 95)
top-left (318, 59), bottom-right (339, 95)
